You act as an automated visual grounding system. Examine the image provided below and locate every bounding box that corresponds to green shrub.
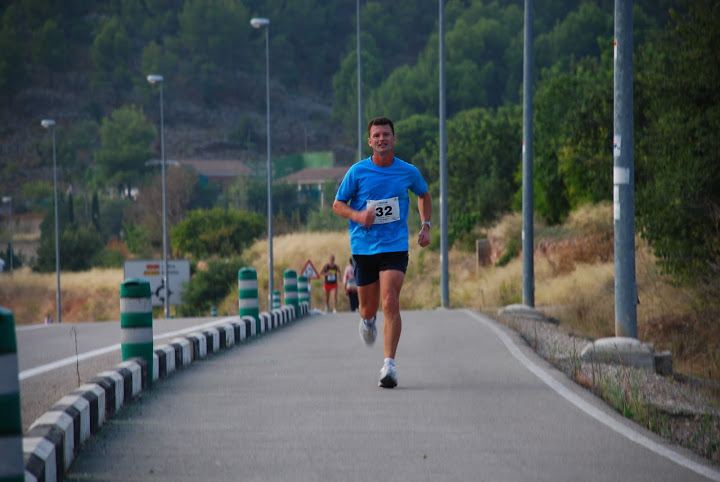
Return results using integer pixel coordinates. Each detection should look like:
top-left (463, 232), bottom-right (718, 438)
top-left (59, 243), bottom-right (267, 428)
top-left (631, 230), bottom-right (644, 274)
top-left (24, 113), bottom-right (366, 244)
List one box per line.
top-left (178, 257), bottom-right (247, 317)
top-left (305, 206), bottom-right (347, 232)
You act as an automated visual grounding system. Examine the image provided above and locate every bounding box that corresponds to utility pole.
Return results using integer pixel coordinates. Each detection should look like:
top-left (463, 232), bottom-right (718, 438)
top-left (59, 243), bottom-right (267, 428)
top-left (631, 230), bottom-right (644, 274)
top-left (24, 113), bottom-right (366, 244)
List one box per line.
top-left (522, 0), bottom-right (535, 307)
top-left (613, 0), bottom-right (637, 337)
top-left (439, 0), bottom-right (449, 308)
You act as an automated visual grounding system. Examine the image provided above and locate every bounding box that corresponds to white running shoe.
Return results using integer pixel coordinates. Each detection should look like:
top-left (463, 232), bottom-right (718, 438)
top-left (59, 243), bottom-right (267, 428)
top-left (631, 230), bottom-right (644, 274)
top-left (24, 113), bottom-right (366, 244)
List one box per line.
top-left (359, 316), bottom-right (377, 345)
top-left (379, 362), bottom-right (397, 388)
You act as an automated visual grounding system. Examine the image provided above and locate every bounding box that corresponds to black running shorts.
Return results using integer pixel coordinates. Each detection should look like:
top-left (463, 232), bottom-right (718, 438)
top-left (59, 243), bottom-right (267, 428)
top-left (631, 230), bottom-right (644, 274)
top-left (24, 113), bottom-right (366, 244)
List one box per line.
top-left (352, 251), bottom-right (409, 287)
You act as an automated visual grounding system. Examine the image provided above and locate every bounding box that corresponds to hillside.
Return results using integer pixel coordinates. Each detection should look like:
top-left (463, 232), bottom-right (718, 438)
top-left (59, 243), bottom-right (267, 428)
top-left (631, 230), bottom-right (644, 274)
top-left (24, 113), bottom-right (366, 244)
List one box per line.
top-left (1, 68), bottom-right (343, 187)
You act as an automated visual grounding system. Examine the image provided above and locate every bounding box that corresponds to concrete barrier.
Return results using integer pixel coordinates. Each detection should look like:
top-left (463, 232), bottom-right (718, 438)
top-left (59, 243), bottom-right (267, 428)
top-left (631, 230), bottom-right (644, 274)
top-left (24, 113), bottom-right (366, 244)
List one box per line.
top-left (21, 297), bottom-right (316, 480)
top-left (297, 275), bottom-right (309, 307)
top-left (0, 306), bottom-right (23, 482)
top-left (238, 268), bottom-right (259, 333)
top-left (283, 270), bottom-right (298, 317)
top-left (120, 279), bottom-right (153, 386)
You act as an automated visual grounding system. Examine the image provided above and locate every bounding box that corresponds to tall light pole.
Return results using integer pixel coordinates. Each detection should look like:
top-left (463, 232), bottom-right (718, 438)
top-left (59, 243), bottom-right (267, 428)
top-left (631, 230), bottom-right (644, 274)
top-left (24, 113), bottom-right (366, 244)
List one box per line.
top-left (41, 119), bottom-right (61, 324)
top-left (147, 74), bottom-right (170, 318)
top-left (521, 0), bottom-right (535, 307)
top-left (439, 0), bottom-right (449, 308)
top-left (251, 16), bottom-right (273, 309)
top-left (2, 196), bottom-right (12, 272)
top-left (357, 0), bottom-right (363, 162)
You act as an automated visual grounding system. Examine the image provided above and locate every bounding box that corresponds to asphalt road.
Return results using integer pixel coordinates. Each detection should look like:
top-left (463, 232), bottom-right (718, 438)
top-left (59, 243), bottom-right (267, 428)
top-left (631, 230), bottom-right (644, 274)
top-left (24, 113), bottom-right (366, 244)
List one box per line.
top-left (60, 309), bottom-right (718, 482)
top-left (16, 316), bottom-right (237, 432)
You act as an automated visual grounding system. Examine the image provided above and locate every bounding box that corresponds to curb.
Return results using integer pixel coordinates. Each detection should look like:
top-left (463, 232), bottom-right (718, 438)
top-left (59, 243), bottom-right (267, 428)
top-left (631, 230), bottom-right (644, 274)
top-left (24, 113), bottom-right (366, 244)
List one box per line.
top-left (21, 302), bottom-right (310, 482)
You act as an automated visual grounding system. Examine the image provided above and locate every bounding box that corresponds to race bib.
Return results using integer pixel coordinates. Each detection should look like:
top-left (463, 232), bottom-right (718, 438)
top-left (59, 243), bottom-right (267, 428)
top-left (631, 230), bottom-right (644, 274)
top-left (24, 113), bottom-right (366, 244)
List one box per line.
top-left (367, 197), bottom-right (400, 224)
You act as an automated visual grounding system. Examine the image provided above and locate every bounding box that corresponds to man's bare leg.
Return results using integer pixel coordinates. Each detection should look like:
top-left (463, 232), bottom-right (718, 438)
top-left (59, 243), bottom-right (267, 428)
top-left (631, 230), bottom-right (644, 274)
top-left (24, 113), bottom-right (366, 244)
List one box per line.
top-left (358, 282), bottom-right (380, 321)
top-left (379, 270), bottom-right (405, 359)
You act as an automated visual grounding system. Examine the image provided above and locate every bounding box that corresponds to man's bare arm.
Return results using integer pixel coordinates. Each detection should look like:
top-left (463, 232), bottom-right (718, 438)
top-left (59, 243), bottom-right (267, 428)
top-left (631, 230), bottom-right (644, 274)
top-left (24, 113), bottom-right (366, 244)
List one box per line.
top-left (417, 191), bottom-right (432, 248)
top-left (333, 199), bottom-right (375, 227)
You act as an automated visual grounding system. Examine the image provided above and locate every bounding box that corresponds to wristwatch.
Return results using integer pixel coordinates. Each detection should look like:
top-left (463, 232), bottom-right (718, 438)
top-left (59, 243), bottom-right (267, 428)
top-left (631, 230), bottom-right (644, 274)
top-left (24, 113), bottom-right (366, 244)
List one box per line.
top-left (421, 221), bottom-right (431, 229)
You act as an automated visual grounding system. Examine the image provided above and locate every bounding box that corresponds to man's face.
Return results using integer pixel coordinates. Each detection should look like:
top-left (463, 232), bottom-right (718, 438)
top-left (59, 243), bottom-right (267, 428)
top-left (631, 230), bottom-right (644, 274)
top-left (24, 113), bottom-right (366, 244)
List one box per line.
top-left (368, 124), bottom-right (395, 154)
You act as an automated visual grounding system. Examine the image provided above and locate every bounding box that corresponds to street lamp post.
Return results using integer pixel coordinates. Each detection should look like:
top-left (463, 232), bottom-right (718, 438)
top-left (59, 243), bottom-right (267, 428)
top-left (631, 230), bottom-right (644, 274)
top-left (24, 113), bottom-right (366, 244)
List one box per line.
top-left (357, 0), bottom-right (363, 162)
top-left (41, 119), bottom-right (61, 324)
top-left (147, 74), bottom-right (170, 318)
top-left (1, 196), bottom-right (12, 272)
top-left (250, 17), bottom-right (273, 309)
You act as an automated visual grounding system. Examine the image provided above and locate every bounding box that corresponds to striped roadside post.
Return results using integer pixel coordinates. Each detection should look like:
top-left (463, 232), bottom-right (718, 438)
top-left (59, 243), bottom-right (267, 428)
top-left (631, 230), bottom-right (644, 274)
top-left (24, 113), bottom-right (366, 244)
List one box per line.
top-left (120, 279), bottom-right (153, 387)
top-left (272, 290), bottom-right (281, 310)
top-left (283, 269), bottom-right (298, 317)
top-left (238, 268), bottom-right (259, 334)
top-left (297, 275), bottom-right (309, 311)
top-left (0, 307), bottom-right (23, 482)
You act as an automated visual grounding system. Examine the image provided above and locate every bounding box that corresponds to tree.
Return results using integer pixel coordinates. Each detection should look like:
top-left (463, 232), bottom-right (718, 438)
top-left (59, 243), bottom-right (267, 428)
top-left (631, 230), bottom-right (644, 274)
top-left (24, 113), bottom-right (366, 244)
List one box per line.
top-left (331, 34), bottom-right (384, 138)
top-left (531, 53), bottom-right (614, 223)
top-left (178, 257), bottom-right (247, 317)
top-left (177, 0), bottom-right (249, 68)
top-left (0, 23), bottom-right (28, 107)
top-left (33, 195), bottom-right (104, 272)
top-left (31, 19), bottom-right (69, 87)
top-left (635, 0), bottom-right (720, 282)
top-left (171, 207), bottom-right (264, 260)
top-left (124, 167), bottom-right (199, 253)
top-left (393, 114), bottom-right (438, 178)
top-left (93, 105), bottom-right (155, 194)
top-left (90, 18), bottom-right (132, 96)
top-left (420, 105), bottom-right (521, 244)
top-left (140, 40), bottom-right (178, 92)
top-left (534, 2), bottom-right (613, 70)
top-left (91, 191), bottom-right (100, 230)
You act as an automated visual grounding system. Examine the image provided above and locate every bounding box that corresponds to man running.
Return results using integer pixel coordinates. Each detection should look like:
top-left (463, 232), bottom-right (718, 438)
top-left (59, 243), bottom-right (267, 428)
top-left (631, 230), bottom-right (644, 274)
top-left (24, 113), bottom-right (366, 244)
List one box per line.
top-left (333, 116), bottom-right (432, 388)
top-left (320, 254), bottom-right (340, 313)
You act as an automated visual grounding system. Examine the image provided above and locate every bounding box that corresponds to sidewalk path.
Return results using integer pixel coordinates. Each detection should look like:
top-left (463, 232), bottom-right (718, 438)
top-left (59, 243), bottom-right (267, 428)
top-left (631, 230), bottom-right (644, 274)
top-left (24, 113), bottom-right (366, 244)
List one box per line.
top-left (67, 310), bottom-right (717, 481)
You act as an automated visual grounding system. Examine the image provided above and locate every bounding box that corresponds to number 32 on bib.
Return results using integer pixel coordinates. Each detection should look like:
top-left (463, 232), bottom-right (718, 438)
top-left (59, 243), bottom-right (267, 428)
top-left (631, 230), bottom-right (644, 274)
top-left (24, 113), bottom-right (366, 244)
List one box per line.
top-left (367, 197), bottom-right (400, 224)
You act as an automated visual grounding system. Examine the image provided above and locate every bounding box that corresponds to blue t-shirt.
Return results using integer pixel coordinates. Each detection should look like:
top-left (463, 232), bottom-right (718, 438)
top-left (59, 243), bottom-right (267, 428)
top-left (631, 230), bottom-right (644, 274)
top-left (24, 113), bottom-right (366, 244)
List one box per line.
top-left (335, 157), bottom-right (428, 255)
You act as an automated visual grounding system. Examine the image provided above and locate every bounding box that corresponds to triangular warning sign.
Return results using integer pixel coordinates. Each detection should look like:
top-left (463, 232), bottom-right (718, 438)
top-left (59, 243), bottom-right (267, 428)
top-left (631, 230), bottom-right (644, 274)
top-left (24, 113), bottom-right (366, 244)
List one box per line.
top-left (301, 259), bottom-right (320, 280)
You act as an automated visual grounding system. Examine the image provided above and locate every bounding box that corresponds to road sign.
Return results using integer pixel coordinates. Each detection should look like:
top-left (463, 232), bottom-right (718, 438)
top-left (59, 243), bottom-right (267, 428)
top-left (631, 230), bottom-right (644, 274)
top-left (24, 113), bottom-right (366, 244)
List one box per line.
top-left (123, 260), bottom-right (191, 306)
top-left (301, 259), bottom-right (320, 280)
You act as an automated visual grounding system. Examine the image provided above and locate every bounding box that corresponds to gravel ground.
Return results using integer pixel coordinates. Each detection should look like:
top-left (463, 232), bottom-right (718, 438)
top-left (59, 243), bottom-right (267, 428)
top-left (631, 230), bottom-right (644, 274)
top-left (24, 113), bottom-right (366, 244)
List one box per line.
top-left (494, 305), bottom-right (720, 464)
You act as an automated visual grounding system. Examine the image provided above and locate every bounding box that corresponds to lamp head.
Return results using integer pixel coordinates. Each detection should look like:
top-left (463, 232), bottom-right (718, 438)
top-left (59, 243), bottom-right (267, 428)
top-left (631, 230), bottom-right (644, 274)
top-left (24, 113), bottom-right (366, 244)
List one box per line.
top-left (147, 74), bottom-right (164, 85)
top-left (250, 17), bottom-right (270, 28)
top-left (41, 119), bottom-right (56, 129)
top-left (2, 196), bottom-right (10, 203)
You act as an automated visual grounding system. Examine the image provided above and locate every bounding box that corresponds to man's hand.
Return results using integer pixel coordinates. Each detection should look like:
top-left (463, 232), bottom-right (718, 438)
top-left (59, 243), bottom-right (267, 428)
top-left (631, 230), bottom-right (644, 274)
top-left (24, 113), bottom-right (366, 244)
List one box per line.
top-left (357, 207), bottom-right (376, 228)
top-left (418, 226), bottom-right (430, 247)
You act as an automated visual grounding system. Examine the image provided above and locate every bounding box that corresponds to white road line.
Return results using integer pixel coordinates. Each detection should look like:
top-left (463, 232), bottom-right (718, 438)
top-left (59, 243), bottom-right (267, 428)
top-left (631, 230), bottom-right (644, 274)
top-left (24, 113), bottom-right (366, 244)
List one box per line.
top-left (16, 324), bottom-right (50, 332)
top-left (463, 309), bottom-right (720, 481)
top-left (18, 317), bottom-right (237, 381)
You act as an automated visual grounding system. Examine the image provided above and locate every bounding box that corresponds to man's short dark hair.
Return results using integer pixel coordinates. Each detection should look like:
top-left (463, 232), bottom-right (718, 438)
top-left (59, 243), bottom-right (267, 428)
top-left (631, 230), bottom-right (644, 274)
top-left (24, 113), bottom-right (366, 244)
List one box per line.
top-left (367, 117), bottom-right (394, 136)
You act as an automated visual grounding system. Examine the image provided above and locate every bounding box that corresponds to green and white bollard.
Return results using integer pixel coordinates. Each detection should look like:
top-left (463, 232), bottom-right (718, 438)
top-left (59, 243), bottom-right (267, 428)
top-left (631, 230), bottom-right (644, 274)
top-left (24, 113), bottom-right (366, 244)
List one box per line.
top-left (120, 279), bottom-right (153, 386)
top-left (283, 269), bottom-right (298, 317)
top-left (272, 290), bottom-right (281, 310)
top-left (0, 307), bottom-right (23, 482)
top-left (297, 275), bottom-right (309, 310)
top-left (210, 306), bottom-right (217, 317)
top-left (238, 268), bottom-right (259, 334)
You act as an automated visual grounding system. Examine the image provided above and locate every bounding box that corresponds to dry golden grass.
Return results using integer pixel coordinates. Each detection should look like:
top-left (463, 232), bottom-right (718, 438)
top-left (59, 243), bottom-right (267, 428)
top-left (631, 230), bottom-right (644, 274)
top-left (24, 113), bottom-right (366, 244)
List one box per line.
top-left (241, 231), bottom-right (353, 312)
top-left (0, 267), bottom-right (123, 323)
top-left (2, 204), bottom-right (717, 380)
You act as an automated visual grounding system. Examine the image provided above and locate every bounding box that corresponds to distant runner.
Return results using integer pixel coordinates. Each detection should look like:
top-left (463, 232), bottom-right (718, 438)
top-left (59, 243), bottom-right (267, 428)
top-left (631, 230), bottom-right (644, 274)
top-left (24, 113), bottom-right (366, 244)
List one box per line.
top-left (320, 254), bottom-right (340, 313)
